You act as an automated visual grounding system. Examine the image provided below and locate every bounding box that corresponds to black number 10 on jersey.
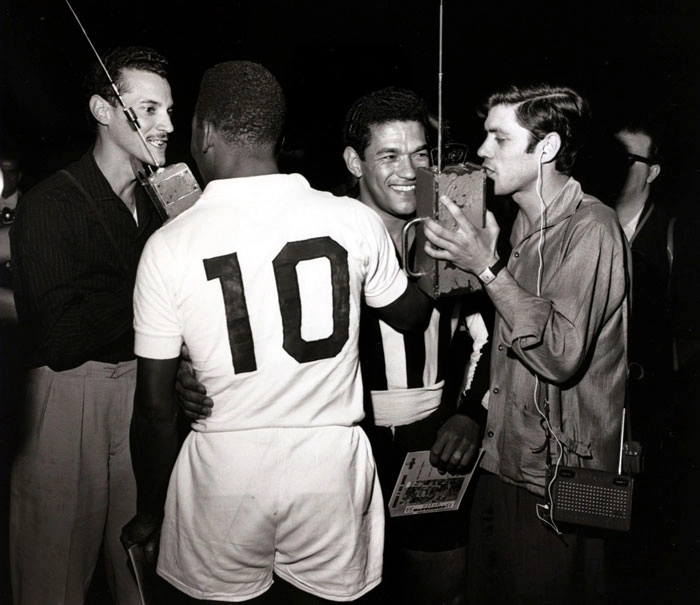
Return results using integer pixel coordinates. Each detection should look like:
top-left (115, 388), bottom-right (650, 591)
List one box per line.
top-left (203, 236), bottom-right (351, 374)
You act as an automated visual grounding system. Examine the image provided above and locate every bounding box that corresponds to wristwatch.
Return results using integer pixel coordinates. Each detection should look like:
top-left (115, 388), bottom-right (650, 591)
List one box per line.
top-left (477, 258), bottom-right (506, 285)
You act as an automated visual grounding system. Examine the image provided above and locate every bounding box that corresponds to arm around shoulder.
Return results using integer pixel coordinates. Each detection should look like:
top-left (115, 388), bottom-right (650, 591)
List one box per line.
top-left (375, 279), bottom-right (432, 333)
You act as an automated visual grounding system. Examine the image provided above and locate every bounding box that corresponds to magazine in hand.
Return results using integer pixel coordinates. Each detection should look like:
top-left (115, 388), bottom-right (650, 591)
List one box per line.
top-left (388, 448), bottom-right (484, 517)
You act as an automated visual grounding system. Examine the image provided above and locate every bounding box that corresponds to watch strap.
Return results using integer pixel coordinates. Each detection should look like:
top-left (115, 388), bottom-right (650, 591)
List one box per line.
top-left (478, 258), bottom-right (506, 285)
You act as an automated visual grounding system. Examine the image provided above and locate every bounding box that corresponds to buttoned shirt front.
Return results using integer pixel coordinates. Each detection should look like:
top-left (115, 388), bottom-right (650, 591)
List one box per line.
top-left (11, 151), bottom-right (162, 370)
top-left (481, 178), bottom-right (629, 495)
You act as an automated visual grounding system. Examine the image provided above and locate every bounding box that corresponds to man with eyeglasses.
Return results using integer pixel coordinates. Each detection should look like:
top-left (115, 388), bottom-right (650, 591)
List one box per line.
top-left (613, 122), bottom-right (673, 445)
top-left (615, 126), bottom-right (665, 239)
top-left (608, 121), bottom-right (676, 602)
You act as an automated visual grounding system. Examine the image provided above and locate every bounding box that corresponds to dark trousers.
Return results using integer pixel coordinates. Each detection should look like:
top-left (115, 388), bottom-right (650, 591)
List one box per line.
top-left (466, 471), bottom-right (607, 605)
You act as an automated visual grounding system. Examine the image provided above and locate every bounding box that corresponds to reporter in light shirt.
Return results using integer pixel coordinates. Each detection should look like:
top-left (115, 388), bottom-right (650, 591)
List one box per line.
top-left (423, 84), bottom-right (628, 604)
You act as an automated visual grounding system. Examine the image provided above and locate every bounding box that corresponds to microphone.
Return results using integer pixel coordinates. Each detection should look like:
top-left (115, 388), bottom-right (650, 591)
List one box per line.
top-left (400, 0), bottom-right (487, 298)
top-left (139, 163), bottom-right (202, 222)
top-left (65, 0), bottom-right (202, 220)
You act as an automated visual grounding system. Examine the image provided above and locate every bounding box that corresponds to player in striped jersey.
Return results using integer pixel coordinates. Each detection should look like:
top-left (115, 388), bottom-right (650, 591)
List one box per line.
top-left (342, 88), bottom-right (490, 605)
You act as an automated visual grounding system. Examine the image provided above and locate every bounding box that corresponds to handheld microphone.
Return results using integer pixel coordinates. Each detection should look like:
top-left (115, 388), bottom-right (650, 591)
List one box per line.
top-left (65, 0), bottom-right (201, 220)
top-left (400, 0), bottom-right (487, 298)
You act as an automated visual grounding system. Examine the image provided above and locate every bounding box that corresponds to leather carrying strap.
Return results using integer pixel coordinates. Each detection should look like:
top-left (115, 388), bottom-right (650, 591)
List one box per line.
top-left (60, 169), bottom-right (132, 275)
top-left (543, 227), bottom-right (633, 470)
top-left (666, 216), bottom-right (679, 371)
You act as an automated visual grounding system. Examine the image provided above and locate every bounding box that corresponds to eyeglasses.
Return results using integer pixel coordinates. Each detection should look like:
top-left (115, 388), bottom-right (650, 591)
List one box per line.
top-left (626, 153), bottom-right (656, 167)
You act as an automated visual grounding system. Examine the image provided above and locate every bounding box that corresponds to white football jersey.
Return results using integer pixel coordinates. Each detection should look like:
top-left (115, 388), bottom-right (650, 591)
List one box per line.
top-left (134, 173), bottom-right (407, 431)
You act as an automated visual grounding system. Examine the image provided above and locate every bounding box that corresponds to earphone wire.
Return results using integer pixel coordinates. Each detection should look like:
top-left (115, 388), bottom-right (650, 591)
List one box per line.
top-left (533, 145), bottom-right (563, 534)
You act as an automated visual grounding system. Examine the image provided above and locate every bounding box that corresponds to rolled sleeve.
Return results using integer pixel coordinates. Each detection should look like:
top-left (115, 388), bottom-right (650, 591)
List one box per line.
top-left (501, 218), bottom-right (622, 383)
top-left (509, 298), bottom-right (552, 350)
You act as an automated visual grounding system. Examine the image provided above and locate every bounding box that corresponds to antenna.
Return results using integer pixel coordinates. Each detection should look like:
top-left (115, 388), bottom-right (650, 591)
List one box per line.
top-left (64, 0), bottom-right (161, 169)
top-left (618, 408), bottom-right (626, 475)
top-left (437, 0), bottom-right (444, 174)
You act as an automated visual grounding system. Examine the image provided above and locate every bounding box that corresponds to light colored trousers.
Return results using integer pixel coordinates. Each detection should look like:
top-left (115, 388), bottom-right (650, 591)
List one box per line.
top-left (10, 361), bottom-right (141, 605)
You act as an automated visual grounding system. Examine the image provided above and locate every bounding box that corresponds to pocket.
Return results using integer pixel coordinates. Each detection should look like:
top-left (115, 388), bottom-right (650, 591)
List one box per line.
top-left (23, 367), bottom-right (57, 441)
top-left (558, 433), bottom-right (593, 460)
top-left (13, 368), bottom-right (85, 499)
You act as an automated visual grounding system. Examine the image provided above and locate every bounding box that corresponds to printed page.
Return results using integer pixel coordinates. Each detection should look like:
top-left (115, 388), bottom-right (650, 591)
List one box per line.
top-left (388, 448), bottom-right (484, 517)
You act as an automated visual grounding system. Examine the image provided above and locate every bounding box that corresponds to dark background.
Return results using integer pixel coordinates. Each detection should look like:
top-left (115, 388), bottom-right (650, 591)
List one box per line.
top-left (2, 0), bottom-right (700, 213)
top-left (1, 1), bottom-right (699, 602)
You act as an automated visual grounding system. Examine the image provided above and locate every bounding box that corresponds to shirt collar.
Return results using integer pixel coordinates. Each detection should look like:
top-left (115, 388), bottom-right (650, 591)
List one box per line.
top-left (511, 177), bottom-right (586, 245)
top-left (72, 150), bottom-right (154, 212)
top-left (69, 150), bottom-right (122, 203)
top-left (201, 172), bottom-right (309, 200)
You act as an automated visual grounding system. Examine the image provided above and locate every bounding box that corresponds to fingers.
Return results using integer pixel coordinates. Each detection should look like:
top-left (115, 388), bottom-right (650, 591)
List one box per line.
top-left (429, 434), bottom-right (448, 469)
top-left (175, 357), bottom-right (213, 419)
top-left (439, 195), bottom-right (484, 240)
top-left (430, 432), bottom-right (470, 474)
top-left (432, 440), bottom-right (477, 475)
top-left (175, 363), bottom-right (214, 420)
top-left (120, 513), bottom-right (161, 554)
top-left (175, 378), bottom-right (213, 419)
top-left (143, 535), bottom-right (160, 566)
top-left (430, 415), bottom-right (481, 474)
top-left (423, 221), bottom-right (455, 259)
top-left (438, 194), bottom-right (473, 229)
top-left (175, 376), bottom-right (208, 398)
top-left (180, 400), bottom-right (213, 420)
top-left (423, 196), bottom-right (483, 263)
top-left (423, 216), bottom-right (451, 242)
top-left (120, 528), bottom-right (135, 551)
top-left (176, 384), bottom-right (213, 416)
top-left (424, 197), bottom-right (477, 239)
top-left (176, 363), bottom-right (206, 393)
top-left (448, 443), bottom-right (478, 474)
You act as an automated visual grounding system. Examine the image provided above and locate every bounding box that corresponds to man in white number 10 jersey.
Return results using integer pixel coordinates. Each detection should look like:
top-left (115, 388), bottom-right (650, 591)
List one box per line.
top-left (121, 61), bottom-right (429, 603)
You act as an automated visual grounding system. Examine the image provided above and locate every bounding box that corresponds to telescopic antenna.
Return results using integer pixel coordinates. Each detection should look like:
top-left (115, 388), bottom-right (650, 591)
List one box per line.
top-left (618, 408), bottom-right (626, 475)
top-left (64, 0), bottom-right (161, 170)
top-left (437, 0), bottom-right (444, 174)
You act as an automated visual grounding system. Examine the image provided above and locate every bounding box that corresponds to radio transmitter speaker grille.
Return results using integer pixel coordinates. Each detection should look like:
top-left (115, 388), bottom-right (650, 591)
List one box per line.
top-left (549, 467), bottom-right (634, 531)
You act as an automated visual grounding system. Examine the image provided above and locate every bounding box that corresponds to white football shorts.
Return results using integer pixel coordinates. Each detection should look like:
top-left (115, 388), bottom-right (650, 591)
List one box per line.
top-left (157, 425), bottom-right (384, 602)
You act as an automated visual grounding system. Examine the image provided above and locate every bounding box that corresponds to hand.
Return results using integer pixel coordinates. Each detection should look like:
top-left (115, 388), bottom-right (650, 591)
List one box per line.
top-left (429, 414), bottom-right (481, 475)
top-left (176, 343), bottom-right (213, 420)
top-left (120, 512), bottom-right (162, 566)
top-left (423, 195), bottom-right (500, 275)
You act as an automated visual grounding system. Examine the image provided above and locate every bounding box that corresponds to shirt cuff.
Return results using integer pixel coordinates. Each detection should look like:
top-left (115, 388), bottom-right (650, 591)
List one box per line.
top-left (134, 332), bottom-right (182, 360)
top-left (509, 298), bottom-right (552, 349)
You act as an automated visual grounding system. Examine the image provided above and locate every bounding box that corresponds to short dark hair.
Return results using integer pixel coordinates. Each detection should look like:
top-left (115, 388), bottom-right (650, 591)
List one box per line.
top-left (194, 61), bottom-right (285, 148)
top-left (614, 122), bottom-right (661, 163)
top-left (485, 84), bottom-right (590, 174)
top-left (343, 87), bottom-right (430, 160)
top-left (83, 46), bottom-right (169, 126)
